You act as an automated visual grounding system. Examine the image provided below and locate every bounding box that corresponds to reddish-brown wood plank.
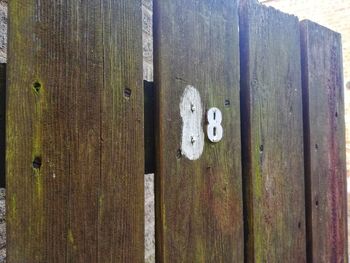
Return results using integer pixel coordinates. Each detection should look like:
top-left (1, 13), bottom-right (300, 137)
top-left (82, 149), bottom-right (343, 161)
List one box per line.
top-left (239, 2), bottom-right (306, 262)
top-left (154, 0), bottom-right (243, 262)
top-left (300, 20), bottom-right (348, 263)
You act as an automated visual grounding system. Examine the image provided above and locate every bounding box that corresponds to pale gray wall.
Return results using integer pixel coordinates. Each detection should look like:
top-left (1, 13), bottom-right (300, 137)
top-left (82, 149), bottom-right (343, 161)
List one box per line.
top-left (142, 1), bottom-right (155, 262)
top-left (0, 0), bottom-right (6, 63)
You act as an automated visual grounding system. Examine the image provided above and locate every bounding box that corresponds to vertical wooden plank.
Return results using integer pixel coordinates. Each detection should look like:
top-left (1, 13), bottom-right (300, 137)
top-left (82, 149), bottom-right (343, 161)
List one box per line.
top-left (300, 20), bottom-right (348, 263)
top-left (154, 0), bottom-right (243, 262)
top-left (67, 1), bottom-right (103, 261)
top-left (0, 64), bottom-right (5, 188)
top-left (7, 2), bottom-right (72, 261)
top-left (7, 1), bottom-right (143, 262)
top-left (239, 3), bottom-right (306, 262)
top-left (98, 1), bottom-right (144, 262)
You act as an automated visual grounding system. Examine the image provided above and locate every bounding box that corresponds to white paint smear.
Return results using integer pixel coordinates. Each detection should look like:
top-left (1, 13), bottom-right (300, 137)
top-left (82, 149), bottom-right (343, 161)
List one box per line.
top-left (180, 85), bottom-right (204, 160)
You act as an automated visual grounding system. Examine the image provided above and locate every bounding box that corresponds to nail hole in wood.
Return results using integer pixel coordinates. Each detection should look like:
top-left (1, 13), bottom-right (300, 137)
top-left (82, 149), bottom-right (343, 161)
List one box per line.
top-left (33, 156), bottom-right (42, 170)
top-left (315, 200), bottom-right (319, 207)
top-left (315, 144), bottom-right (319, 150)
top-left (259, 145), bottom-right (264, 153)
top-left (124, 88), bottom-right (132, 99)
top-left (176, 149), bottom-right (182, 159)
top-left (225, 99), bottom-right (231, 107)
top-left (33, 82), bottom-right (41, 93)
top-left (298, 222), bottom-right (301, 229)
top-left (335, 112), bottom-right (338, 118)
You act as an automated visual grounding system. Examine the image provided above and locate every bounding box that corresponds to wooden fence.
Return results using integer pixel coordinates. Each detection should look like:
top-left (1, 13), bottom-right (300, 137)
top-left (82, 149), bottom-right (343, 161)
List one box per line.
top-left (6, 0), bottom-right (347, 262)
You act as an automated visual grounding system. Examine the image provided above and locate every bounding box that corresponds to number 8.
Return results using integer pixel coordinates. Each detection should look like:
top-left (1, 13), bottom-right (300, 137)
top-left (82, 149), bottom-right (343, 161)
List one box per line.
top-left (207, 107), bottom-right (223, 143)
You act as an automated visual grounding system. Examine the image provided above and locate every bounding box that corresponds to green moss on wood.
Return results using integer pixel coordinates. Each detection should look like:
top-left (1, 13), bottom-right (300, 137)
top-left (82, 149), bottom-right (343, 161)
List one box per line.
top-left (8, 195), bottom-right (17, 223)
top-left (68, 229), bottom-right (74, 244)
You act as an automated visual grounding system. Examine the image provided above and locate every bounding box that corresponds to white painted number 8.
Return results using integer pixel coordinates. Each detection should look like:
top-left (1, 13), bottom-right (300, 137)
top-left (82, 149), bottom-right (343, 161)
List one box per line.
top-left (207, 107), bottom-right (223, 143)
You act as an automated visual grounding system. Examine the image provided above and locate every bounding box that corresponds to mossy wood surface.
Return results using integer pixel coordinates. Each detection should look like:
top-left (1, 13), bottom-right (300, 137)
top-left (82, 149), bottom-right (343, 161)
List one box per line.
top-left (301, 20), bottom-right (348, 263)
top-left (0, 64), bottom-right (5, 188)
top-left (239, 3), bottom-right (307, 262)
top-left (154, 0), bottom-right (243, 262)
top-left (7, 1), bottom-right (144, 262)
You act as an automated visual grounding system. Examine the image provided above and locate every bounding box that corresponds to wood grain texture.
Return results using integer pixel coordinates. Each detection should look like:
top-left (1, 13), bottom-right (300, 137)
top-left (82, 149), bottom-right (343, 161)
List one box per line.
top-left (154, 0), bottom-right (243, 262)
top-left (239, 3), bottom-right (306, 262)
top-left (300, 20), bottom-right (348, 263)
top-left (7, 1), bottom-right (143, 262)
top-left (0, 64), bottom-right (5, 188)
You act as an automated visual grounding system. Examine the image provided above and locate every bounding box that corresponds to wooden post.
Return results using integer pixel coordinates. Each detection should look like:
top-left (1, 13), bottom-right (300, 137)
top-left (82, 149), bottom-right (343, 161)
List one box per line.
top-left (239, 3), bottom-right (306, 262)
top-left (7, 1), bottom-right (144, 262)
top-left (154, 0), bottom-right (243, 262)
top-left (300, 20), bottom-right (348, 263)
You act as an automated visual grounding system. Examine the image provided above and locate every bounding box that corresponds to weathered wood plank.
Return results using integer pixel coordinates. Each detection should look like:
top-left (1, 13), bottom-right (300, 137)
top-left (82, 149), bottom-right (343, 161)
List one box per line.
top-left (7, 2), bottom-right (71, 261)
top-left (0, 63), bottom-right (5, 188)
top-left (98, 1), bottom-right (144, 262)
top-left (7, 1), bottom-right (143, 262)
top-left (300, 20), bottom-right (348, 263)
top-left (239, 3), bottom-right (306, 262)
top-left (67, 2), bottom-right (104, 261)
top-left (154, 0), bottom-right (243, 262)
